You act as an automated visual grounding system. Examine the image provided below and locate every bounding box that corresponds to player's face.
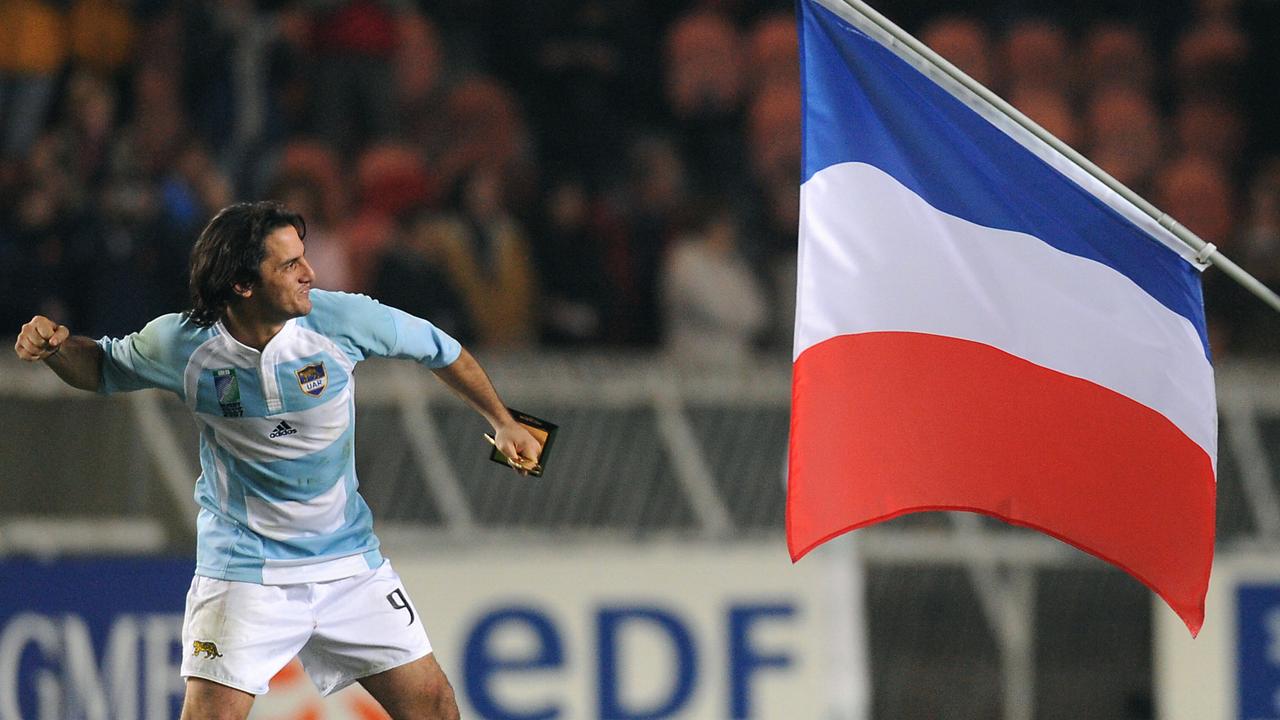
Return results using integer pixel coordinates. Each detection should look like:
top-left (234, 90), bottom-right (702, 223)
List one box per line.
top-left (253, 225), bottom-right (314, 321)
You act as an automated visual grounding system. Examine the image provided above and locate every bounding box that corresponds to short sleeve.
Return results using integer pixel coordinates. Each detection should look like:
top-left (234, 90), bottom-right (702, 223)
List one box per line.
top-left (307, 290), bottom-right (462, 369)
top-left (97, 314), bottom-right (187, 395)
top-left (385, 305), bottom-right (463, 368)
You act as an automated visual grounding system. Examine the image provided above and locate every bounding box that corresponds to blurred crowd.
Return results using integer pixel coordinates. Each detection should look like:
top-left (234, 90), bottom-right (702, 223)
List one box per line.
top-left (1, 0), bottom-right (1278, 361)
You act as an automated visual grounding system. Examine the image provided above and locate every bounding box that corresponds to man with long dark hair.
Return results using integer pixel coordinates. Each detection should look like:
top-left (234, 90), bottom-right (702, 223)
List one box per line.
top-left (13, 201), bottom-right (541, 719)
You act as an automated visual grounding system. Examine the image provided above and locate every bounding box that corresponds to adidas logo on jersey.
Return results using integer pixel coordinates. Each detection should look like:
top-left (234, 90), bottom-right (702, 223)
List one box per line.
top-left (269, 421), bottom-right (298, 438)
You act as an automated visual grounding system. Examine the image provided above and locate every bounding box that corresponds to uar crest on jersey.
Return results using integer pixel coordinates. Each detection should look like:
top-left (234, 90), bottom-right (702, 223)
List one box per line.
top-left (295, 362), bottom-right (327, 397)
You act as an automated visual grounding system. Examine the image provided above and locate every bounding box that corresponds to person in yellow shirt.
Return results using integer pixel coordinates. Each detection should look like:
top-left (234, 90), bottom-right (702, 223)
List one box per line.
top-left (0, 0), bottom-right (68, 160)
top-left (68, 0), bottom-right (136, 76)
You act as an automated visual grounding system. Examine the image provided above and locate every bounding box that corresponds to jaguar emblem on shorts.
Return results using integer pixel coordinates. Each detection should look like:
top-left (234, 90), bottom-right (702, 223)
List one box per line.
top-left (192, 640), bottom-right (223, 659)
top-left (295, 362), bottom-right (327, 397)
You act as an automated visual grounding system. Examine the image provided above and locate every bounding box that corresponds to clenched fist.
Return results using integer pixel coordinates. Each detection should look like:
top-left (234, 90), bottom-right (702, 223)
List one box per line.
top-left (14, 315), bottom-right (70, 361)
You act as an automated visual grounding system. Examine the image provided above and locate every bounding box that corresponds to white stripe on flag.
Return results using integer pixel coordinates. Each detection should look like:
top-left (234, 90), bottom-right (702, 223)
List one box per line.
top-left (795, 161), bottom-right (1217, 461)
top-left (808, 0), bottom-right (1206, 268)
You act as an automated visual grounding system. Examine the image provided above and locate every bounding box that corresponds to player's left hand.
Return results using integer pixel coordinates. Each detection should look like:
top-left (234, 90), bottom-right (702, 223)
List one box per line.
top-left (494, 422), bottom-right (542, 476)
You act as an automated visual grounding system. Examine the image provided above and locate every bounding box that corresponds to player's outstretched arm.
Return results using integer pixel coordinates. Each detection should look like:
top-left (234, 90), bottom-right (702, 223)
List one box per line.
top-left (14, 316), bottom-right (103, 392)
top-left (432, 347), bottom-right (541, 471)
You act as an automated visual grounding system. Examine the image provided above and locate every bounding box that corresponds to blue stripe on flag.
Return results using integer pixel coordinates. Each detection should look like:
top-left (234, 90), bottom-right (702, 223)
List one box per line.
top-left (799, 0), bottom-right (1210, 355)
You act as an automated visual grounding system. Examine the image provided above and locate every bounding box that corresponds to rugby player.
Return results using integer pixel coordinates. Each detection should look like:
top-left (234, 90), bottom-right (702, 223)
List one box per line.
top-left (13, 201), bottom-right (541, 719)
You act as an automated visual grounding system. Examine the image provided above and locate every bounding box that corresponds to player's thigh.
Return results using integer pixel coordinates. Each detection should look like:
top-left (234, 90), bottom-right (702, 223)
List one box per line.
top-left (358, 652), bottom-right (459, 720)
top-left (180, 677), bottom-right (255, 720)
top-left (300, 560), bottom-right (433, 696)
top-left (181, 575), bottom-right (312, 696)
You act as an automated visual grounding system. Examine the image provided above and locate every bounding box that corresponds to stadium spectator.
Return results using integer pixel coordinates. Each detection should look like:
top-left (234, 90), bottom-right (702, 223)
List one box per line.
top-left (67, 0), bottom-right (136, 78)
top-left (7, 167), bottom-right (79, 330)
top-left (373, 168), bottom-right (542, 351)
top-left (129, 64), bottom-right (186, 176)
top-left (742, 79), bottom-right (798, 345)
top-left (20, 132), bottom-right (77, 215)
top-left (262, 3), bottom-right (317, 143)
top-left (1009, 86), bottom-right (1081, 147)
top-left (1174, 18), bottom-right (1248, 101)
top-left (533, 175), bottom-right (616, 346)
top-left (663, 10), bottom-right (750, 195)
top-left (1238, 158), bottom-right (1280, 285)
top-left (161, 142), bottom-right (233, 232)
top-left (1079, 23), bottom-right (1155, 96)
top-left (660, 202), bottom-right (768, 365)
top-left (1002, 19), bottom-right (1074, 98)
top-left (919, 15), bottom-right (997, 89)
top-left (174, 2), bottom-right (240, 157)
top-left (740, 158), bottom-right (800, 353)
top-left (607, 134), bottom-right (689, 347)
top-left (431, 76), bottom-right (537, 214)
top-left (748, 12), bottom-right (801, 96)
top-left (747, 83), bottom-right (801, 191)
top-left (743, 80), bottom-right (802, 352)
top-left (1195, 156), bottom-right (1278, 357)
top-left (1159, 155), bottom-right (1239, 360)
top-left (450, 167), bottom-right (540, 349)
top-left (267, 140), bottom-right (349, 228)
top-left (72, 72), bottom-right (124, 181)
top-left (1085, 87), bottom-right (1164, 194)
top-left (1154, 155), bottom-right (1237, 251)
top-left (337, 210), bottom-right (395, 295)
top-left (354, 143), bottom-right (437, 220)
top-left (0, 0), bottom-right (67, 162)
top-left (1157, 154), bottom-right (1241, 356)
top-left (395, 11), bottom-right (445, 114)
top-left (500, 1), bottom-right (656, 185)
top-left (372, 209), bottom-right (476, 343)
top-left (1194, 0), bottom-right (1241, 23)
top-left (306, 0), bottom-right (405, 157)
top-left (1174, 96), bottom-right (1246, 169)
top-left (72, 166), bottom-right (181, 336)
top-left (344, 143), bottom-right (436, 292)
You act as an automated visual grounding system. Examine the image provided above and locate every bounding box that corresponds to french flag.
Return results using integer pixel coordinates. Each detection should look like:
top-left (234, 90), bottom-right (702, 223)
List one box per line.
top-left (788, 0), bottom-right (1218, 635)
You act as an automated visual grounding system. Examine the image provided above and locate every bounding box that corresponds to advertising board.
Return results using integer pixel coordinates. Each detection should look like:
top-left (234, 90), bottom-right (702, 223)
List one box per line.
top-left (0, 542), bottom-right (834, 719)
top-left (1156, 553), bottom-right (1280, 720)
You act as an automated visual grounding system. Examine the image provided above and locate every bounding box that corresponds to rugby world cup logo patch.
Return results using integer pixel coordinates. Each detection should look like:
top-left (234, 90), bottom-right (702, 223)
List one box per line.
top-left (213, 368), bottom-right (243, 417)
top-left (295, 362), bottom-right (327, 397)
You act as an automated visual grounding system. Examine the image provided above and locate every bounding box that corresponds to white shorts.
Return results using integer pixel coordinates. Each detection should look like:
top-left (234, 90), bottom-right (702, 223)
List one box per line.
top-left (180, 559), bottom-right (432, 696)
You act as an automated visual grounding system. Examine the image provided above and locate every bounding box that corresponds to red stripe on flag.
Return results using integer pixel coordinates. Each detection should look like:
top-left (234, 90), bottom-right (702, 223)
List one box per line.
top-left (788, 331), bottom-right (1215, 634)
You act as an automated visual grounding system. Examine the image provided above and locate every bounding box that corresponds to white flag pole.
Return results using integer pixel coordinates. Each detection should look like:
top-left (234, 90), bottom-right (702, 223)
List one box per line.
top-left (821, 0), bottom-right (1280, 316)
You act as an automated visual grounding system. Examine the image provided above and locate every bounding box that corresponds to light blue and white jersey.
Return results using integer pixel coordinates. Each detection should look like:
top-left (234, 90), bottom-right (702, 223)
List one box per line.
top-left (97, 290), bottom-right (462, 584)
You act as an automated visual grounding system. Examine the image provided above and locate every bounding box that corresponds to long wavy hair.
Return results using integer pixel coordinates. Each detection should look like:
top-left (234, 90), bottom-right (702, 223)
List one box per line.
top-left (185, 202), bottom-right (306, 327)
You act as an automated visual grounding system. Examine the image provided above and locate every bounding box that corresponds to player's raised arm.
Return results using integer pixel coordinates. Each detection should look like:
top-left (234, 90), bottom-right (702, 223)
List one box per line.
top-left (13, 316), bottom-right (103, 392)
top-left (431, 347), bottom-right (542, 472)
